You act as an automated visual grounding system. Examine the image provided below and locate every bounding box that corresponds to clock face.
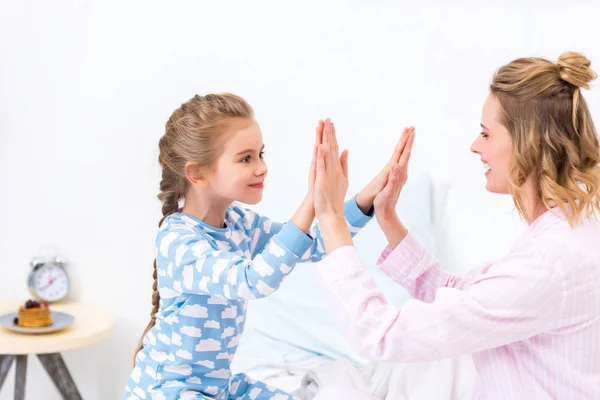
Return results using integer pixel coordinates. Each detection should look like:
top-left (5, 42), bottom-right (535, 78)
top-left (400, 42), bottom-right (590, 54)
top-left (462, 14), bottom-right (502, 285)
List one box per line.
top-left (32, 264), bottom-right (69, 302)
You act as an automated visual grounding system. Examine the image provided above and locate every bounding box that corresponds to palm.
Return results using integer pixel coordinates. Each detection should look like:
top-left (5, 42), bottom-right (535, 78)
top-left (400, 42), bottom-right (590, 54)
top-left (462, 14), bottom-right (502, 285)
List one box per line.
top-left (373, 129), bottom-right (414, 215)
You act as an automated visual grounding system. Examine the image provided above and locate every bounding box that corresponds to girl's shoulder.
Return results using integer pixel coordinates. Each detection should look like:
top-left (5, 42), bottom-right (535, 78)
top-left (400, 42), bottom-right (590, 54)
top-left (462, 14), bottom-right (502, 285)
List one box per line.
top-left (226, 202), bottom-right (270, 233)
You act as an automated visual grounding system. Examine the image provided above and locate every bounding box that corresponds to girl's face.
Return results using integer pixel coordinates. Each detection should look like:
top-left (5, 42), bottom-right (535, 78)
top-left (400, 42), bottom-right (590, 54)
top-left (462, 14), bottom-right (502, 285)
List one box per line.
top-left (207, 119), bottom-right (268, 205)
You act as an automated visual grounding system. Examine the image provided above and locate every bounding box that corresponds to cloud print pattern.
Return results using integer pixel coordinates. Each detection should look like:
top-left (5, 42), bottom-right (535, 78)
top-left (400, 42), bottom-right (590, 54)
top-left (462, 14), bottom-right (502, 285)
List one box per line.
top-left (124, 197), bottom-right (372, 399)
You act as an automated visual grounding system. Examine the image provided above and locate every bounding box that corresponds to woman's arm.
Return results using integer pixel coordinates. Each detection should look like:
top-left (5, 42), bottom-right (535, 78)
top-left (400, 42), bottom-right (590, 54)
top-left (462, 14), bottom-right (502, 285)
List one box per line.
top-left (315, 244), bottom-right (563, 363)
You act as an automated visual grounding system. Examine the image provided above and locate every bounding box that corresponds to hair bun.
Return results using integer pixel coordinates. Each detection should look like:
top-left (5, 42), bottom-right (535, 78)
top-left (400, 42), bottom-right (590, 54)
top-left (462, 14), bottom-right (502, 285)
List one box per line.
top-left (557, 51), bottom-right (597, 90)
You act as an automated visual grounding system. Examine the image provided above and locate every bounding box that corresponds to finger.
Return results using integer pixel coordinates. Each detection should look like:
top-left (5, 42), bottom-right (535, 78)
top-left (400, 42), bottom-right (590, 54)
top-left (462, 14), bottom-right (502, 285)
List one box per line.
top-left (309, 142), bottom-right (318, 182)
top-left (322, 144), bottom-right (332, 175)
top-left (379, 170), bottom-right (396, 198)
top-left (323, 118), bottom-right (331, 145)
top-left (330, 121), bottom-right (339, 154)
top-left (339, 149), bottom-right (349, 179)
top-left (389, 165), bottom-right (401, 185)
top-left (398, 131), bottom-right (415, 167)
top-left (389, 127), bottom-right (410, 164)
top-left (316, 144), bottom-right (326, 179)
top-left (393, 166), bottom-right (404, 197)
top-left (315, 120), bottom-right (324, 146)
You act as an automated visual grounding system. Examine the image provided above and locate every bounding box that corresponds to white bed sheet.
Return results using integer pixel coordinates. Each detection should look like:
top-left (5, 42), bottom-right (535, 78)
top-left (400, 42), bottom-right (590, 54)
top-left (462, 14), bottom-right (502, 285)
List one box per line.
top-left (232, 330), bottom-right (477, 399)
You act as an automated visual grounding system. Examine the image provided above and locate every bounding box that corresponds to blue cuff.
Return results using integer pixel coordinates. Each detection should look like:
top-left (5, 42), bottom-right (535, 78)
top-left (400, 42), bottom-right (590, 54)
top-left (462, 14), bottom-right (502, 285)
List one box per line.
top-left (344, 195), bottom-right (374, 228)
top-left (276, 221), bottom-right (314, 258)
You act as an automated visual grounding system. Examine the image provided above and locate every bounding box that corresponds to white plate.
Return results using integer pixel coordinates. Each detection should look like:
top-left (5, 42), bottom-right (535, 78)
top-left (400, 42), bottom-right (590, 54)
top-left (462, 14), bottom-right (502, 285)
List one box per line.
top-left (0, 311), bottom-right (75, 334)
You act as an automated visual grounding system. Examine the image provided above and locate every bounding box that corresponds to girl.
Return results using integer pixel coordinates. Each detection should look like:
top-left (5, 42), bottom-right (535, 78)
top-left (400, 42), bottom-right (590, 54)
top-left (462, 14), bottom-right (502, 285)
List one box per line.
top-left (124, 93), bottom-right (399, 400)
top-left (312, 51), bottom-right (600, 399)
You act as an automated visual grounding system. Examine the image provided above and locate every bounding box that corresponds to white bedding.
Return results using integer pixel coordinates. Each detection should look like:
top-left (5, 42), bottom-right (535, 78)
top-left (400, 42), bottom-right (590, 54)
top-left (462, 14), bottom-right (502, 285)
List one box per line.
top-left (232, 332), bottom-right (477, 399)
top-left (230, 174), bottom-right (477, 398)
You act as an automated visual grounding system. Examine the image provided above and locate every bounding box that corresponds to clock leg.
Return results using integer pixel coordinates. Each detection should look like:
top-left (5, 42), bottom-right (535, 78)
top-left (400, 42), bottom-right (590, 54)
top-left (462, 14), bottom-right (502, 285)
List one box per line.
top-left (37, 353), bottom-right (83, 400)
top-left (14, 355), bottom-right (27, 400)
top-left (0, 355), bottom-right (14, 391)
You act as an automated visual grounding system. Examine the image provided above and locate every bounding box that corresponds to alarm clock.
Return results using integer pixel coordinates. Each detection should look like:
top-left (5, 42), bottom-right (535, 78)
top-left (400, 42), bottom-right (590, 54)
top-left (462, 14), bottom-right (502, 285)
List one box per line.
top-left (27, 255), bottom-right (70, 303)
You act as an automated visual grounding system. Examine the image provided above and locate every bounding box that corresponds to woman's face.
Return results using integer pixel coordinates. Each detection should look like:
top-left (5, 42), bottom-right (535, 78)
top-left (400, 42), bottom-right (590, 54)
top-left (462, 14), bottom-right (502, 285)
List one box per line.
top-left (470, 93), bottom-right (514, 195)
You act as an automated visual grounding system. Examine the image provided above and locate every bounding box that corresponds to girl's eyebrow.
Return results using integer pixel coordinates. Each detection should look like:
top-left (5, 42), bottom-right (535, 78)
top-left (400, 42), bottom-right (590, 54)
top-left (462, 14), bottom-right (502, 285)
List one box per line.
top-left (235, 144), bottom-right (265, 156)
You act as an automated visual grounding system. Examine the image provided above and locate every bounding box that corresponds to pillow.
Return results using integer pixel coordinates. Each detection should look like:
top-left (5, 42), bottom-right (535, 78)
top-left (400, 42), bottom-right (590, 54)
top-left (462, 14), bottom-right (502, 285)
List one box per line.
top-left (234, 172), bottom-right (439, 369)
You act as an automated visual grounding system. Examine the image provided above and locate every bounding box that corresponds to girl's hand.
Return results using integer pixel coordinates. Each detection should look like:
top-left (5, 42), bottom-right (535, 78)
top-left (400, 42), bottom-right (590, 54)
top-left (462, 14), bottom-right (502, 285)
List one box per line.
top-left (314, 120), bottom-right (348, 222)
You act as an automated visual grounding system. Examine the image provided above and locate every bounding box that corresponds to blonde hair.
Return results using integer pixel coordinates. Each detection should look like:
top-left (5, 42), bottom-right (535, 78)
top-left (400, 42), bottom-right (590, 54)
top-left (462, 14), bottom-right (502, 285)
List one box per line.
top-left (133, 93), bottom-right (253, 365)
top-left (490, 51), bottom-right (600, 226)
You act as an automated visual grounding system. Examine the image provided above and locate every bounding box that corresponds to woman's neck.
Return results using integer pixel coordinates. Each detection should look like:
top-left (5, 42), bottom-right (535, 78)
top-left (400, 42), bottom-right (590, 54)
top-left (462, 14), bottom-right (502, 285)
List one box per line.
top-left (182, 188), bottom-right (231, 229)
top-left (520, 178), bottom-right (548, 225)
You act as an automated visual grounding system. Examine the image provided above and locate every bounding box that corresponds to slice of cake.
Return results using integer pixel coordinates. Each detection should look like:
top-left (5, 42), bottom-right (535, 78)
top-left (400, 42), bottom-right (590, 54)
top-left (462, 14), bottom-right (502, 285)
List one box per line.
top-left (14, 299), bottom-right (53, 328)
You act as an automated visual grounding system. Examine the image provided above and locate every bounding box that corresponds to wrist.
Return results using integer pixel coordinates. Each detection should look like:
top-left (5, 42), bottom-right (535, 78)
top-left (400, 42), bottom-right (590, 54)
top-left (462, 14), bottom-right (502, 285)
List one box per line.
top-left (319, 215), bottom-right (353, 253)
top-left (292, 196), bottom-right (316, 234)
top-left (375, 206), bottom-right (397, 220)
top-left (356, 191), bottom-right (375, 215)
top-left (318, 213), bottom-right (346, 227)
top-left (377, 214), bottom-right (408, 249)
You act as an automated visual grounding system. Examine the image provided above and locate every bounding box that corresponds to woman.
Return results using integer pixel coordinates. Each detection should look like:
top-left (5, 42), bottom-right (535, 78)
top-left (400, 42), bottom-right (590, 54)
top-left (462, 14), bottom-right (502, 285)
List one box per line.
top-left (311, 51), bottom-right (600, 399)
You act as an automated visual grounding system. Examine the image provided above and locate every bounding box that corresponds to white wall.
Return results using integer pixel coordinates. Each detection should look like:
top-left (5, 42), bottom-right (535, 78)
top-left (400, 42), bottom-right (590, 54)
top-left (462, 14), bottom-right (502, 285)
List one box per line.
top-left (1, 1), bottom-right (598, 398)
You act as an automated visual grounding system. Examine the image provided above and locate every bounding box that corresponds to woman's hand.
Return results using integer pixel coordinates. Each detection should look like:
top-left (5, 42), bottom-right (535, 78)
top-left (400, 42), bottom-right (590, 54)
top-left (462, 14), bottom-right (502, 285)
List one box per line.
top-left (355, 127), bottom-right (415, 214)
top-left (373, 128), bottom-right (415, 220)
top-left (372, 128), bottom-right (414, 249)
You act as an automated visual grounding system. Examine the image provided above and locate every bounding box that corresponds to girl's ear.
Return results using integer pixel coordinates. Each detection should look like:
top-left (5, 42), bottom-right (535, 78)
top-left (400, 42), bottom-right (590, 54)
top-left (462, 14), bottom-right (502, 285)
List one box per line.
top-left (184, 162), bottom-right (208, 188)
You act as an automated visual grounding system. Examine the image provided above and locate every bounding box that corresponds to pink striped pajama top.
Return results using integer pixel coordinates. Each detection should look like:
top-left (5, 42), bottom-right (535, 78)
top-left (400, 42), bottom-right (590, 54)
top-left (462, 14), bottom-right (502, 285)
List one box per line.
top-left (316, 208), bottom-right (600, 399)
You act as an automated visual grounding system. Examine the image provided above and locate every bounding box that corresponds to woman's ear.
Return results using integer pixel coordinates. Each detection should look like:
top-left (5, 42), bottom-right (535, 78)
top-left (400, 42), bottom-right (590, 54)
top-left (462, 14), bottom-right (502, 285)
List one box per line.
top-left (184, 162), bottom-right (208, 188)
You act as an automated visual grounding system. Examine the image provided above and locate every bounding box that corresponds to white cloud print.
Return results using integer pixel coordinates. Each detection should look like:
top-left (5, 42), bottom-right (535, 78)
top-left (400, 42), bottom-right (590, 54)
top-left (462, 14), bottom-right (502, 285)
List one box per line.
top-left (204, 320), bottom-right (220, 329)
top-left (151, 391), bottom-right (165, 400)
top-left (160, 232), bottom-right (178, 257)
top-left (195, 338), bottom-right (222, 352)
top-left (171, 332), bottom-right (182, 346)
top-left (207, 295), bottom-right (228, 305)
top-left (269, 395), bottom-right (290, 400)
top-left (280, 263), bottom-right (292, 274)
top-left (256, 280), bottom-right (275, 296)
top-left (158, 287), bottom-right (180, 299)
top-left (180, 326), bottom-right (202, 337)
top-left (149, 349), bottom-right (173, 363)
top-left (221, 327), bottom-right (235, 339)
top-left (227, 334), bottom-right (241, 348)
top-left (249, 388), bottom-right (262, 399)
top-left (253, 255), bottom-right (274, 277)
top-left (221, 306), bottom-right (237, 319)
top-left (205, 368), bottom-right (230, 379)
top-left (268, 241), bottom-right (286, 257)
top-left (180, 304), bottom-right (208, 318)
top-left (195, 360), bottom-right (215, 369)
top-left (162, 365), bottom-right (192, 376)
top-left (176, 349), bottom-right (192, 360)
top-left (162, 380), bottom-right (186, 388)
top-left (182, 264), bottom-right (194, 290)
top-left (204, 386), bottom-right (219, 395)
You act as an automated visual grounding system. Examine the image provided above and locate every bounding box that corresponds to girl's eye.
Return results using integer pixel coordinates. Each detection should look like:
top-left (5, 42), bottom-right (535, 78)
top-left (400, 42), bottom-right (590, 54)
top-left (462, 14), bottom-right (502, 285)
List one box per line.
top-left (259, 151), bottom-right (265, 159)
top-left (241, 156), bottom-right (250, 163)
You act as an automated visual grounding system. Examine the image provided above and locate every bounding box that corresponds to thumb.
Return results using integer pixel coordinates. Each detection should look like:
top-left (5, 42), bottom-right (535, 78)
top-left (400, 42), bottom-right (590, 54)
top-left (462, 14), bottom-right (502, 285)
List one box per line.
top-left (379, 166), bottom-right (398, 197)
top-left (316, 144), bottom-right (326, 179)
top-left (388, 165), bottom-right (400, 185)
top-left (309, 143), bottom-right (318, 181)
top-left (339, 149), bottom-right (349, 178)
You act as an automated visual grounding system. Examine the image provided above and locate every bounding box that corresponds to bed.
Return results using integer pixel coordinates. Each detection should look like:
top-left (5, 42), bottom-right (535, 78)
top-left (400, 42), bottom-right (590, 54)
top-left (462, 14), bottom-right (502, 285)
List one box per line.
top-left (231, 172), bottom-right (477, 399)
